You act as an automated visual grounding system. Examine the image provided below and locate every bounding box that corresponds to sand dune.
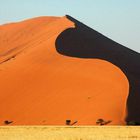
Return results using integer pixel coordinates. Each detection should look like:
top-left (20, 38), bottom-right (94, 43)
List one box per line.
top-left (0, 15), bottom-right (138, 125)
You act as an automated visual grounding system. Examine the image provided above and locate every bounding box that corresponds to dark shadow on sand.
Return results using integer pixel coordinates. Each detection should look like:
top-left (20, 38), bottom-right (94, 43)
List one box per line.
top-left (55, 15), bottom-right (140, 123)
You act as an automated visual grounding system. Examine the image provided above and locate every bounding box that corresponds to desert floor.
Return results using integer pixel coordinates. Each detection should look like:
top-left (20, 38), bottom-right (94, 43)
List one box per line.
top-left (0, 126), bottom-right (140, 140)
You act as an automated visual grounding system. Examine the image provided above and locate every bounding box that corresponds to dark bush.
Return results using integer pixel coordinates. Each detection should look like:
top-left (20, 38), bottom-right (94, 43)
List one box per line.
top-left (4, 120), bottom-right (13, 125)
top-left (66, 120), bottom-right (71, 125)
top-left (127, 121), bottom-right (140, 125)
top-left (96, 119), bottom-right (112, 125)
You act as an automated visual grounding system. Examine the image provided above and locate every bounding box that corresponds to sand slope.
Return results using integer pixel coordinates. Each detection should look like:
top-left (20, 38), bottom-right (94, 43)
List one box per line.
top-left (0, 16), bottom-right (129, 125)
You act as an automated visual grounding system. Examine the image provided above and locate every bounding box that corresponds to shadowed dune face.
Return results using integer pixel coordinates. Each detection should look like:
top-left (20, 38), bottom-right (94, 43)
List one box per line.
top-left (0, 15), bottom-right (136, 125)
top-left (56, 15), bottom-right (140, 123)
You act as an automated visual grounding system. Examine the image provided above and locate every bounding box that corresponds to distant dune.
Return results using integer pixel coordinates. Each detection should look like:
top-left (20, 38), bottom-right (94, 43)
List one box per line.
top-left (0, 15), bottom-right (139, 125)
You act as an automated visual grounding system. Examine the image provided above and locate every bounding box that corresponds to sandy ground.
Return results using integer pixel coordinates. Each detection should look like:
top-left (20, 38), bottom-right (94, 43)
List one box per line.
top-left (0, 126), bottom-right (140, 140)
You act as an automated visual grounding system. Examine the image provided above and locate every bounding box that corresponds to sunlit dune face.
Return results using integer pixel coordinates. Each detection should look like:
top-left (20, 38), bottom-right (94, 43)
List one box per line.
top-left (0, 57), bottom-right (129, 125)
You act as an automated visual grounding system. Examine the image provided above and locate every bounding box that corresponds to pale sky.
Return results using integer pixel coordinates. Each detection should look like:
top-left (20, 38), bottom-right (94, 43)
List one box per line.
top-left (0, 0), bottom-right (140, 52)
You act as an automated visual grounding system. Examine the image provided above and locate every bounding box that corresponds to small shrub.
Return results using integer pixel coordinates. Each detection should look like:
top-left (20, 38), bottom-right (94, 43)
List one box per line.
top-left (4, 120), bottom-right (13, 125)
top-left (96, 119), bottom-right (112, 125)
top-left (66, 120), bottom-right (71, 125)
top-left (96, 119), bottom-right (104, 125)
top-left (127, 121), bottom-right (140, 125)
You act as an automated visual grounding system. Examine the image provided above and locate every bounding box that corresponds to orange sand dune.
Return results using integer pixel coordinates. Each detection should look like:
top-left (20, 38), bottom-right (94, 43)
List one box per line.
top-left (0, 16), bottom-right (130, 125)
